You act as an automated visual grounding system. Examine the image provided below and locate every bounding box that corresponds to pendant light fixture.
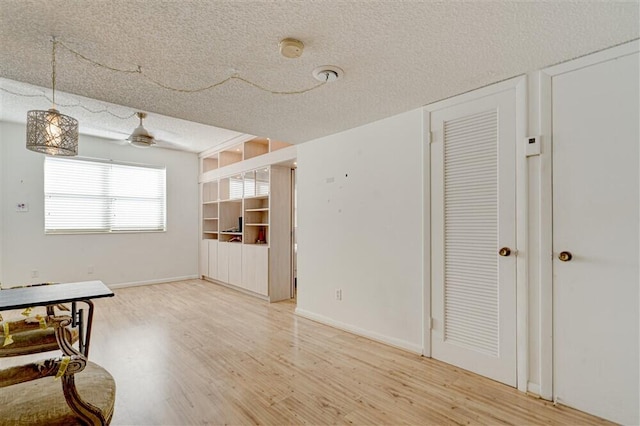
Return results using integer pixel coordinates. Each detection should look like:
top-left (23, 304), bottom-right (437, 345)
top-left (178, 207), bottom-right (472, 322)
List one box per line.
top-left (26, 37), bottom-right (78, 156)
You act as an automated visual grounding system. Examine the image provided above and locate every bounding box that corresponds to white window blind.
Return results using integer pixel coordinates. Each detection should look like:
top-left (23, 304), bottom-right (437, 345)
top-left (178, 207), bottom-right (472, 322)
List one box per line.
top-left (230, 177), bottom-right (243, 199)
top-left (256, 180), bottom-right (269, 196)
top-left (256, 169), bottom-right (269, 196)
top-left (243, 178), bottom-right (255, 198)
top-left (242, 178), bottom-right (268, 198)
top-left (45, 157), bottom-right (166, 233)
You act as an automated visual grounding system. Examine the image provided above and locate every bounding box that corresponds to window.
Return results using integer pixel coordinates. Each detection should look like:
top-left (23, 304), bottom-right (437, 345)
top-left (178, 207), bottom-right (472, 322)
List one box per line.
top-left (44, 157), bottom-right (166, 233)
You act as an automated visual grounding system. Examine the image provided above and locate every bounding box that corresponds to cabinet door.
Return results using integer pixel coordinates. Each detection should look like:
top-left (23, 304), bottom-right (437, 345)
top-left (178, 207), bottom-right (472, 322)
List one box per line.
top-left (242, 245), bottom-right (269, 295)
top-left (228, 243), bottom-right (242, 286)
top-left (217, 242), bottom-right (230, 283)
top-left (207, 240), bottom-right (218, 280)
top-left (199, 240), bottom-right (209, 277)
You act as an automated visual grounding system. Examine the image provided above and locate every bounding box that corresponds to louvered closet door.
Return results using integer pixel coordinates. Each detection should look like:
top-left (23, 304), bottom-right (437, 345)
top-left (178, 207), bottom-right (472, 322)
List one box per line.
top-left (430, 89), bottom-right (517, 386)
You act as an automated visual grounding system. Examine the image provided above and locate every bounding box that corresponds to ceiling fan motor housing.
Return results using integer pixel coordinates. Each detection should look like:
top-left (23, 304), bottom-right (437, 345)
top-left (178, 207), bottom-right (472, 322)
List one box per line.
top-left (128, 112), bottom-right (156, 147)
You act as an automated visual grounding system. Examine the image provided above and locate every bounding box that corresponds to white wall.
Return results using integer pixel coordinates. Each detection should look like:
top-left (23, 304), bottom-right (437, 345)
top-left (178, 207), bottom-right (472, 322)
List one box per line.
top-left (0, 128), bottom-right (3, 284)
top-left (295, 43), bottom-right (638, 405)
top-left (296, 109), bottom-right (424, 353)
top-left (0, 121), bottom-right (199, 287)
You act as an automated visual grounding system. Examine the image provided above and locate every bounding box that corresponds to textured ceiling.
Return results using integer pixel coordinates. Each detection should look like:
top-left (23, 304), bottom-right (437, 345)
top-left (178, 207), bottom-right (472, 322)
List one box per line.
top-left (1, 0), bottom-right (638, 152)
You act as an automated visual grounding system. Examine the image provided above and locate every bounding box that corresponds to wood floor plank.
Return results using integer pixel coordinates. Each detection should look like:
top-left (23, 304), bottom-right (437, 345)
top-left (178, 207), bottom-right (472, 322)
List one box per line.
top-left (1, 279), bottom-right (614, 425)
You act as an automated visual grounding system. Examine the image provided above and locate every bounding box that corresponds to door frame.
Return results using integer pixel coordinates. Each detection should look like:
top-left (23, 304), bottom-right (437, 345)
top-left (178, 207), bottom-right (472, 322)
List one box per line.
top-left (423, 75), bottom-right (528, 391)
top-left (537, 40), bottom-right (640, 400)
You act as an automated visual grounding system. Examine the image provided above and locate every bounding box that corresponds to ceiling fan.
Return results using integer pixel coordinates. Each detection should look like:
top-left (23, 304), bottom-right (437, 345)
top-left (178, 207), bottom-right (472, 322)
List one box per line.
top-left (91, 111), bottom-right (190, 151)
top-left (127, 112), bottom-right (156, 148)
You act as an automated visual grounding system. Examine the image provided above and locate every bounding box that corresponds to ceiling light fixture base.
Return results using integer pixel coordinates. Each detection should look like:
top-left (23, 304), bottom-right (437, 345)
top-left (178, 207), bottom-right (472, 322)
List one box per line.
top-left (312, 66), bottom-right (343, 83)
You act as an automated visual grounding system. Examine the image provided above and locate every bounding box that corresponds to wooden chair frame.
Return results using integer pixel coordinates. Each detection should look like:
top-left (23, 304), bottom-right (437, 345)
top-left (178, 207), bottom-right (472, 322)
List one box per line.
top-left (0, 311), bottom-right (112, 425)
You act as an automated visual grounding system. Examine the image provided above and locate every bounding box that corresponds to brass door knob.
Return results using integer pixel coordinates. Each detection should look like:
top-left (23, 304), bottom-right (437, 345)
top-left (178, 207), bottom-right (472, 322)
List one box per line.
top-left (558, 251), bottom-right (573, 262)
top-left (499, 247), bottom-right (511, 257)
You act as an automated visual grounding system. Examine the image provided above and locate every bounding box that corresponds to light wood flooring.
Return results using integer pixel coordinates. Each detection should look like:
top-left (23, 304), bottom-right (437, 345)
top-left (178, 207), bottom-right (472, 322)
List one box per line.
top-left (5, 279), bottom-right (613, 425)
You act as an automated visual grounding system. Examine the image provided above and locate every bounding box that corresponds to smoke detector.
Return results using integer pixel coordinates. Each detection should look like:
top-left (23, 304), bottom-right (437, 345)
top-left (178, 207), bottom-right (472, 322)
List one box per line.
top-left (312, 66), bottom-right (343, 83)
top-left (279, 38), bottom-right (304, 59)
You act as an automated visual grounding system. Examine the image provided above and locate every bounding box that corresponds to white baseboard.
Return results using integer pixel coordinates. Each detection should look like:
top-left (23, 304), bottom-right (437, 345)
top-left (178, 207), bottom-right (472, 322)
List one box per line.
top-left (294, 308), bottom-right (423, 355)
top-left (201, 277), bottom-right (269, 301)
top-left (107, 275), bottom-right (199, 289)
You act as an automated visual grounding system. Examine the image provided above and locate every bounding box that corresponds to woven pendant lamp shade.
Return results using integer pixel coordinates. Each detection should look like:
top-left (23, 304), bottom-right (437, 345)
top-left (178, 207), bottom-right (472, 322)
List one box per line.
top-left (26, 108), bottom-right (78, 156)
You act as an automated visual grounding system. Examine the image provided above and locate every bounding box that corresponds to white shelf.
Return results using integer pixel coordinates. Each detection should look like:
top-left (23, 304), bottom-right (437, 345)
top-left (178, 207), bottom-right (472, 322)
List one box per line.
top-left (244, 195), bottom-right (268, 200)
top-left (203, 201), bottom-right (218, 204)
top-left (203, 231), bottom-right (218, 234)
top-left (245, 208), bottom-right (269, 212)
top-left (203, 217), bottom-right (218, 220)
top-left (245, 223), bottom-right (269, 227)
top-left (220, 231), bottom-right (243, 235)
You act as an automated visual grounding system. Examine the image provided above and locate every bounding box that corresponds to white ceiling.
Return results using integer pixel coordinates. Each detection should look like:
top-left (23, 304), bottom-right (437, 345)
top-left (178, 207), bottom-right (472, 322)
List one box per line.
top-left (1, 1), bottom-right (638, 153)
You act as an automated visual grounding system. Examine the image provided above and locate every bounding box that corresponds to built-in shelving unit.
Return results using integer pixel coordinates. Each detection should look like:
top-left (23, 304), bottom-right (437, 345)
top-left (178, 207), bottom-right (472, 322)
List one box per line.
top-left (199, 137), bottom-right (292, 174)
top-left (202, 153), bottom-right (219, 173)
top-left (199, 159), bottom-right (293, 302)
top-left (219, 145), bottom-right (243, 168)
top-left (244, 138), bottom-right (270, 160)
top-left (202, 181), bottom-right (219, 240)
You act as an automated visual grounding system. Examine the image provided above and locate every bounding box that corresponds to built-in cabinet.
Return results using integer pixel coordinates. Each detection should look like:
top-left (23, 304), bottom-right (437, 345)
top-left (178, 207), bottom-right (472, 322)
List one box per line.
top-left (242, 244), bottom-right (269, 295)
top-left (207, 240), bottom-right (217, 280)
top-left (199, 240), bottom-right (209, 277)
top-left (199, 139), bottom-right (294, 302)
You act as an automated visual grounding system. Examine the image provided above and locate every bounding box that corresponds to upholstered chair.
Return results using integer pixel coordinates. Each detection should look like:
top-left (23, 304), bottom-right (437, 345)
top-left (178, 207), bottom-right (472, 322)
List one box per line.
top-left (0, 309), bottom-right (116, 425)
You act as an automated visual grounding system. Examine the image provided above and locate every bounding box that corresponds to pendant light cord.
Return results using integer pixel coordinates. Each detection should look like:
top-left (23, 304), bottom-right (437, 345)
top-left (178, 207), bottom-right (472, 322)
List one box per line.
top-left (3, 37), bottom-right (329, 121)
top-left (55, 39), bottom-right (326, 95)
top-left (0, 84), bottom-right (137, 120)
top-left (51, 37), bottom-right (57, 107)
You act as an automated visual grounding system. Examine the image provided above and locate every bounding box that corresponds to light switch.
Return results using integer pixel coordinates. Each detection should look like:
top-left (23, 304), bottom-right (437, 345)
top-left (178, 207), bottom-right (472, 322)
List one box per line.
top-left (16, 203), bottom-right (29, 212)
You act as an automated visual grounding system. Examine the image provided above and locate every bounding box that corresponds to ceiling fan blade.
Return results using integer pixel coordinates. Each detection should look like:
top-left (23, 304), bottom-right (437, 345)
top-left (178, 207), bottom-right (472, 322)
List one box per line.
top-left (81, 112), bottom-right (193, 151)
top-left (153, 138), bottom-right (193, 151)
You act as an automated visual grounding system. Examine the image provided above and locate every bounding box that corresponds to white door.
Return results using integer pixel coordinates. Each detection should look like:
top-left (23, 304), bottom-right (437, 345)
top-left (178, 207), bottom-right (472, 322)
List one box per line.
top-left (430, 88), bottom-right (517, 386)
top-left (552, 52), bottom-right (639, 425)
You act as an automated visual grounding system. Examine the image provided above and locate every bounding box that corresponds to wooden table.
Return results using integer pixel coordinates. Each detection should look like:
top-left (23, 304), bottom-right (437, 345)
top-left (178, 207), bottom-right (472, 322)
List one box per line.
top-left (0, 280), bottom-right (114, 356)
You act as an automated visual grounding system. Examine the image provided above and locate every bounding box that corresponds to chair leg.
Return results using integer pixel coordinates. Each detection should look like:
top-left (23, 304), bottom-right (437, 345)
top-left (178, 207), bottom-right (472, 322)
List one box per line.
top-left (61, 374), bottom-right (108, 426)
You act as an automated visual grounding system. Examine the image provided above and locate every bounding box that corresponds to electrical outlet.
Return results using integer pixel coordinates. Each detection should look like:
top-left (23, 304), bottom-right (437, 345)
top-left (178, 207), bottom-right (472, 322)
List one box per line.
top-left (87, 265), bottom-right (94, 274)
top-left (16, 203), bottom-right (29, 212)
top-left (31, 270), bottom-right (38, 278)
top-left (335, 289), bottom-right (342, 301)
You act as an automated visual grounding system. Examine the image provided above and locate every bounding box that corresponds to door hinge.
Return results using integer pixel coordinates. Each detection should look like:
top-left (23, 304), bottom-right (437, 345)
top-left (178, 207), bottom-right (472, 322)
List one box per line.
top-left (428, 317), bottom-right (434, 330)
